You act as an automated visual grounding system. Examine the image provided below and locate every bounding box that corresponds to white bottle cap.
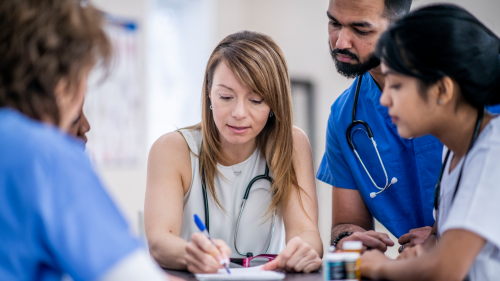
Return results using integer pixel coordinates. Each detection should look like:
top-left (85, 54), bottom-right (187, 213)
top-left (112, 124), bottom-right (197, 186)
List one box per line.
top-left (343, 252), bottom-right (360, 261)
top-left (323, 252), bottom-right (345, 261)
top-left (343, 241), bottom-right (362, 250)
top-left (329, 245), bottom-right (336, 252)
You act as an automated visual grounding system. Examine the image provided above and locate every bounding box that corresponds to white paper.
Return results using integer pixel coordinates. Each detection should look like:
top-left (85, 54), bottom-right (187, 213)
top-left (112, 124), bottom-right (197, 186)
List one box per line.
top-left (194, 266), bottom-right (285, 280)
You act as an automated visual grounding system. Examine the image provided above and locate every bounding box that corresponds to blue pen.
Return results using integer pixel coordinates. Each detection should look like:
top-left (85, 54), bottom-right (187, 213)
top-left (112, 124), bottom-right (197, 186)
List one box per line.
top-left (194, 214), bottom-right (231, 274)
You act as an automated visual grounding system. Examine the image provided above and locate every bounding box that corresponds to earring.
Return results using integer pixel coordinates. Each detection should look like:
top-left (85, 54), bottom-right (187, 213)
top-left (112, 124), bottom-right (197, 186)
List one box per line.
top-left (438, 99), bottom-right (442, 105)
top-left (210, 105), bottom-right (213, 110)
top-left (270, 111), bottom-right (274, 117)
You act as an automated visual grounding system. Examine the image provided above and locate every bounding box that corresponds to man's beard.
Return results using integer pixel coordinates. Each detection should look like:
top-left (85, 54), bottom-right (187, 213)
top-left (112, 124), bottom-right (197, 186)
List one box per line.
top-left (329, 42), bottom-right (380, 79)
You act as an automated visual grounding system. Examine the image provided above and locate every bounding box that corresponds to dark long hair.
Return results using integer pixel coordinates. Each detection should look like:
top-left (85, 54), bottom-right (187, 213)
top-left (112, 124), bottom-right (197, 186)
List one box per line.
top-left (376, 4), bottom-right (500, 107)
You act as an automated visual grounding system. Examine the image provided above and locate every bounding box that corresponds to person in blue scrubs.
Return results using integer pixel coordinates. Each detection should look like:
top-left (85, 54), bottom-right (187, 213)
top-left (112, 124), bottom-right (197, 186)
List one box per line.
top-left (0, 1), bottom-right (170, 280)
top-left (319, 0), bottom-right (500, 253)
top-left (68, 105), bottom-right (91, 145)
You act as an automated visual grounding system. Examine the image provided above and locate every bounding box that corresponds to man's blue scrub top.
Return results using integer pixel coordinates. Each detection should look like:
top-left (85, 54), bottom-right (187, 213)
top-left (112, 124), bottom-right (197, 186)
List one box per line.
top-left (317, 72), bottom-right (500, 238)
top-left (317, 72), bottom-right (442, 238)
top-left (0, 109), bottom-right (141, 281)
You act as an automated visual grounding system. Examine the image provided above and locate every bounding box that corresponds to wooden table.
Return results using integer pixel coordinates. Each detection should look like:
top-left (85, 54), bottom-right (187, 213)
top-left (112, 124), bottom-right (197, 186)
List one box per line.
top-left (165, 268), bottom-right (324, 281)
top-left (164, 268), bottom-right (377, 281)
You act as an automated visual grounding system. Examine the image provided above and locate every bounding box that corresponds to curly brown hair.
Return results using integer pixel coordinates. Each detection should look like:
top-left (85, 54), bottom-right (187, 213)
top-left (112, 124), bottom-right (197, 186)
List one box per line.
top-left (0, 0), bottom-right (111, 124)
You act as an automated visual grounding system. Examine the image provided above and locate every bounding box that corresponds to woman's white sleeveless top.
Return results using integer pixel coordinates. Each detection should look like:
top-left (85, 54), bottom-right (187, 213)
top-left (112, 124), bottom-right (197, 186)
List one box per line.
top-left (179, 129), bottom-right (286, 258)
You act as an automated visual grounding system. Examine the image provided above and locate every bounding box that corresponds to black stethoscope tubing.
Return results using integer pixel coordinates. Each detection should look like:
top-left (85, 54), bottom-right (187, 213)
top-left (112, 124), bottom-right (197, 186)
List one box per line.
top-left (434, 108), bottom-right (484, 237)
top-left (346, 75), bottom-right (397, 197)
top-left (346, 75), bottom-right (375, 147)
top-left (200, 154), bottom-right (275, 257)
top-left (201, 164), bottom-right (273, 230)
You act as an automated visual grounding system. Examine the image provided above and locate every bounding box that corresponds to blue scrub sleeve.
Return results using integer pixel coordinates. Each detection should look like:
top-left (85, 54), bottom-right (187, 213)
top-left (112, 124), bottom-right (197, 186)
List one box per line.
top-left (486, 104), bottom-right (500, 114)
top-left (317, 110), bottom-right (358, 190)
top-left (36, 151), bottom-right (141, 281)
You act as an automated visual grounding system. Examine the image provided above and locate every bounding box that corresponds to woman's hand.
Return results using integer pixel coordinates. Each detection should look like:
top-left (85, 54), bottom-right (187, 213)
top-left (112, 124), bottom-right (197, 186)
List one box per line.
top-left (262, 237), bottom-right (322, 273)
top-left (397, 243), bottom-right (425, 260)
top-left (185, 233), bottom-right (231, 273)
top-left (397, 226), bottom-right (432, 248)
top-left (360, 249), bottom-right (390, 280)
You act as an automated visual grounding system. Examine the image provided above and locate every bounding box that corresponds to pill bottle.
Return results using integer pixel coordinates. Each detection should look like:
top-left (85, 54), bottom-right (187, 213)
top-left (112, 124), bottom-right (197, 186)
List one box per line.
top-left (343, 252), bottom-right (361, 281)
top-left (323, 253), bottom-right (346, 281)
top-left (343, 241), bottom-right (362, 254)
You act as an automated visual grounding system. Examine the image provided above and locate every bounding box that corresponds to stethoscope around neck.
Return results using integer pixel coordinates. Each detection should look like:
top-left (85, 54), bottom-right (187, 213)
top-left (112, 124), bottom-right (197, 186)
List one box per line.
top-left (346, 75), bottom-right (398, 198)
top-left (434, 108), bottom-right (484, 238)
top-left (200, 156), bottom-right (276, 257)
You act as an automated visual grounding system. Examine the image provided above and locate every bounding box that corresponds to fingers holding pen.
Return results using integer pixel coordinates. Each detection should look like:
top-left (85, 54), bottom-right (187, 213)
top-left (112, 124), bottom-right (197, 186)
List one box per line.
top-left (185, 233), bottom-right (226, 273)
top-left (213, 239), bottom-right (231, 260)
top-left (185, 242), bottom-right (220, 273)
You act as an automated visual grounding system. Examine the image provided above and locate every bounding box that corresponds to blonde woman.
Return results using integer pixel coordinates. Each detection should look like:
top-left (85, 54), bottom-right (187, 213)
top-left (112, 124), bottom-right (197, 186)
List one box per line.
top-left (145, 31), bottom-right (323, 273)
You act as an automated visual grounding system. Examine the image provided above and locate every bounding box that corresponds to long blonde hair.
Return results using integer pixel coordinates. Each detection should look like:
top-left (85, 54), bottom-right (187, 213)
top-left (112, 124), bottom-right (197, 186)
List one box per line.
top-left (192, 31), bottom-right (303, 215)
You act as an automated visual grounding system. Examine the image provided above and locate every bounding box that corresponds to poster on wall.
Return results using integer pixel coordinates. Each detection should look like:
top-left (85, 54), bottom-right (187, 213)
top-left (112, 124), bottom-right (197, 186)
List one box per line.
top-left (84, 16), bottom-right (143, 168)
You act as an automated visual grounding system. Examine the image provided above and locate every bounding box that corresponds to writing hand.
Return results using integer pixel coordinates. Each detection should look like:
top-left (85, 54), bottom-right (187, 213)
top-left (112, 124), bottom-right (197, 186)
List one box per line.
top-left (185, 233), bottom-right (231, 273)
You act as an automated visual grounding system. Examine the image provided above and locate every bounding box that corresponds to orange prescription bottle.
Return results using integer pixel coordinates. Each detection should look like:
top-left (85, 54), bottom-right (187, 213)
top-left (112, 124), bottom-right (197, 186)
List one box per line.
top-left (343, 252), bottom-right (361, 281)
top-left (343, 241), bottom-right (362, 254)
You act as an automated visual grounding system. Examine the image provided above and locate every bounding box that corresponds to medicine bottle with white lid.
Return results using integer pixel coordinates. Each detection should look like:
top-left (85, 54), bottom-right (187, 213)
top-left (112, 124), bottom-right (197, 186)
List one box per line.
top-left (343, 241), bottom-right (362, 253)
top-left (323, 253), bottom-right (346, 281)
top-left (343, 252), bottom-right (360, 281)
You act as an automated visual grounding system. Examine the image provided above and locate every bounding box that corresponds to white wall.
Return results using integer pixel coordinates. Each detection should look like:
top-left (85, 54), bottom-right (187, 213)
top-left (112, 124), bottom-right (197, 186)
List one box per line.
top-left (87, 0), bottom-right (500, 256)
top-left (413, 0), bottom-right (500, 34)
top-left (89, 0), bottom-right (149, 235)
top-left (88, 0), bottom-right (216, 237)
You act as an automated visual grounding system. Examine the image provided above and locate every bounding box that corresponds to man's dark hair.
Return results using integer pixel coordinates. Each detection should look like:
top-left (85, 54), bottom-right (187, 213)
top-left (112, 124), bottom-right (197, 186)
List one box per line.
top-left (383, 0), bottom-right (412, 22)
top-left (0, 0), bottom-right (111, 125)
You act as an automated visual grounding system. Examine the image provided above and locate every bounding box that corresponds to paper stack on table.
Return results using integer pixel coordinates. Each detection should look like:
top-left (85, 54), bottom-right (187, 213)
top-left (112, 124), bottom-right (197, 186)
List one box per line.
top-left (194, 265), bottom-right (285, 280)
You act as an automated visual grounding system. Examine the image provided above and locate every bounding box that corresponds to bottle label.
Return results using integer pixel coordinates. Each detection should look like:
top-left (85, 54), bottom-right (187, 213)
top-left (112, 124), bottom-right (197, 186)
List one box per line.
top-left (328, 261), bottom-right (346, 280)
